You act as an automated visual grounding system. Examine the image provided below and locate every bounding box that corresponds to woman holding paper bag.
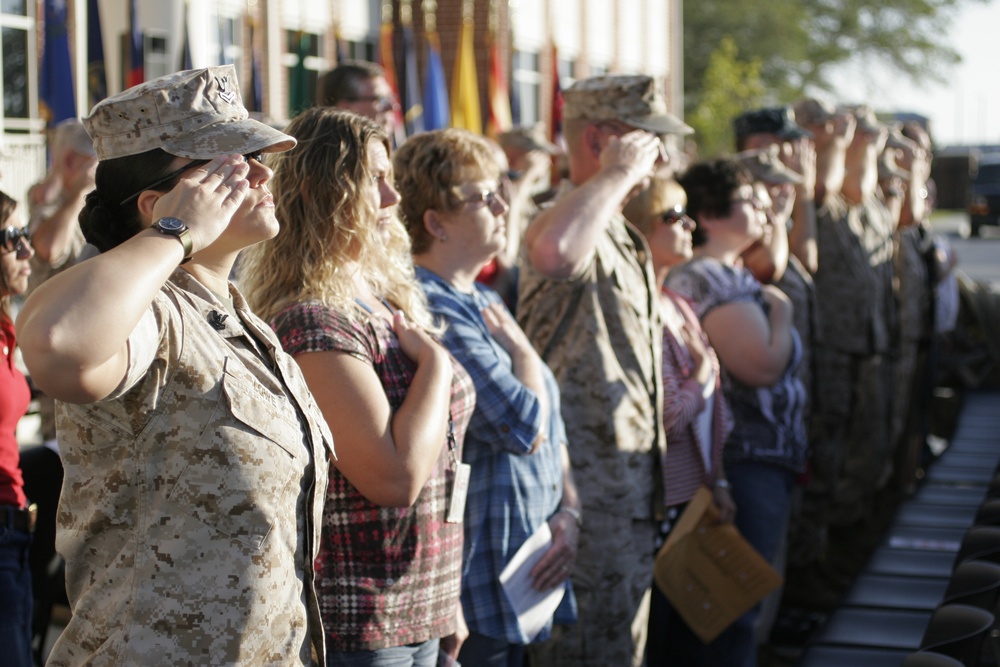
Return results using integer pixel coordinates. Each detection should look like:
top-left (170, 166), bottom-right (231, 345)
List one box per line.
top-left (241, 109), bottom-right (475, 666)
top-left (623, 176), bottom-right (735, 664)
top-left (393, 128), bottom-right (579, 667)
top-left (663, 159), bottom-right (807, 666)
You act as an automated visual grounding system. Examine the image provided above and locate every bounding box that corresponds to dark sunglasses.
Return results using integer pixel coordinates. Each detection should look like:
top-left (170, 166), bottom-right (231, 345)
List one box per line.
top-left (118, 152), bottom-right (264, 207)
top-left (661, 205), bottom-right (687, 224)
top-left (1, 225), bottom-right (30, 254)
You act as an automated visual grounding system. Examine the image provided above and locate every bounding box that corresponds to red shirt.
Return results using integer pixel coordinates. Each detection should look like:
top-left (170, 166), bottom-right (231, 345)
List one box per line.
top-left (0, 316), bottom-right (30, 507)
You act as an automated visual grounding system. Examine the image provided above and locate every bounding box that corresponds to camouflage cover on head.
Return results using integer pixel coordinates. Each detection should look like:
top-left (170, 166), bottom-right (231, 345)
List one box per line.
top-left (498, 123), bottom-right (562, 154)
top-left (736, 145), bottom-right (804, 185)
top-left (793, 97), bottom-right (836, 128)
top-left (83, 65), bottom-right (296, 161)
top-left (563, 74), bottom-right (693, 136)
top-left (734, 107), bottom-right (811, 141)
top-left (52, 119), bottom-right (97, 157)
top-left (839, 104), bottom-right (883, 135)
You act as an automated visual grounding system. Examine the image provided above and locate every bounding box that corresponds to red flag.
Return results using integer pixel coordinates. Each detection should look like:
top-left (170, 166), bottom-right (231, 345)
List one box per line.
top-left (486, 38), bottom-right (511, 138)
top-left (378, 19), bottom-right (405, 145)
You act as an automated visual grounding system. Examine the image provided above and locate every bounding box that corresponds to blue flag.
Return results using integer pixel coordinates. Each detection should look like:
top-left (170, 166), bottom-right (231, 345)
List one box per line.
top-left (402, 24), bottom-right (424, 136)
top-left (423, 30), bottom-right (449, 131)
top-left (40, 0), bottom-right (77, 125)
top-left (87, 0), bottom-right (107, 110)
top-left (180, 1), bottom-right (192, 71)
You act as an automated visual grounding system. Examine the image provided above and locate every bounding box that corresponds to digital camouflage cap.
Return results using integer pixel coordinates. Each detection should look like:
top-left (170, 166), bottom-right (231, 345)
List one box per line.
top-left (83, 65), bottom-right (296, 161)
top-left (563, 75), bottom-right (693, 136)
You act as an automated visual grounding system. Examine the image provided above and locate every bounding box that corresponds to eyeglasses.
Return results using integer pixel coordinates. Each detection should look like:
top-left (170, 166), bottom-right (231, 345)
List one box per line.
top-left (118, 152), bottom-right (263, 207)
top-left (730, 195), bottom-right (766, 211)
top-left (454, 189), bottom-right (506, 212)
top-left (342, 95), bottom-right (397, 113)
top-left (660, 205), bottom-right (687, 224)
top-left (1, 226), bottom-right (30, 255)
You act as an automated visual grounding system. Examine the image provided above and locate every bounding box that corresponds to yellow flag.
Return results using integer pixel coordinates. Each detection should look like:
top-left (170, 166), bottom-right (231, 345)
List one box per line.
top-left (450, 19), bottom-right (482, 134)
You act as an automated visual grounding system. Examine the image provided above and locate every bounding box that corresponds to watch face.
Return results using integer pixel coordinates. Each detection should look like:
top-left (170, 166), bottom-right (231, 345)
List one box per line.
top-left (157, 217), bottom-right (185, 232)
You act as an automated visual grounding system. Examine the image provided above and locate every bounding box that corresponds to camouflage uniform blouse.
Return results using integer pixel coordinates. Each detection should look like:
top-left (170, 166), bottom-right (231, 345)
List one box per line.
top-left (813, 194), bottom-right (894, 356)
top-left (49, 270), bottom-right (333, 667)
top-left (517, 208), bottom-right (665, 520)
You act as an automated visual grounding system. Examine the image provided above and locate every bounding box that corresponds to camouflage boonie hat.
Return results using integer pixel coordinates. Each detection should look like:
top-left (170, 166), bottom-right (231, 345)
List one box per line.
top-left (839, 104), bottom-right (883, 136)
top-left (736, 146), bottom-right (803, 185)
top-left (83, 65), bottom-right (296, 161)
top-left (563, 75), bottom-right (693, 136)
top-left (498, 124), bottom-right (562, 155)
top-left (793, 97), bottom-right (836, 128)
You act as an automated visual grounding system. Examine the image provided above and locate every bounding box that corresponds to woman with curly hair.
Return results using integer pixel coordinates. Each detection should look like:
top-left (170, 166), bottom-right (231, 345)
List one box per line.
top-left (241, 108), bottom-right (475, 667)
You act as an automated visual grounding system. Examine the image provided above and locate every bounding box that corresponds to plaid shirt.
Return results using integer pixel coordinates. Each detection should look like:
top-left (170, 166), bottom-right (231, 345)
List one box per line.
top-left (417, 268), bottom-right (575, 644)
top-left (272, 299), bottom-right (475, 652)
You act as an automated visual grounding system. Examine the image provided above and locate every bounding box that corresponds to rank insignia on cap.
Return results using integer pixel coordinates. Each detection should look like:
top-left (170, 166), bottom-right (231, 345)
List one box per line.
top-left (217, 76), bottom-right (237, 105)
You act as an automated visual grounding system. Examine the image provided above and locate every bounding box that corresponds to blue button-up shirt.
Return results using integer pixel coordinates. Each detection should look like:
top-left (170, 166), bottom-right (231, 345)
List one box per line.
top-left (416, 267), bottom-right (575, 644)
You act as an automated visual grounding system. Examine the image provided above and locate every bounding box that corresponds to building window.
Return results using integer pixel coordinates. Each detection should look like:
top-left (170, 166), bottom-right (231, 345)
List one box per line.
top-left (342, 39), bottom-right (375, 63)
top-left (143, 33), bottom-right (171, 81)
top-left (513, 50), bottom-right (540, 126)
top-left (558, 57), bottom-right (576, 90)
top-left (1, 0), bottom-right (26, 14)
top-left (2, 25), bottom-right (28, 120)
top-left (1, 0), bottom-right (33, 130)
top-left (285, 30), bottom-right (322, 117)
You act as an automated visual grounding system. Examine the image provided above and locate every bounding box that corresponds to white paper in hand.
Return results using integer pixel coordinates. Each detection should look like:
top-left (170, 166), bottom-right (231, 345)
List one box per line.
top-left (499, 522), bottom-right (567, 641)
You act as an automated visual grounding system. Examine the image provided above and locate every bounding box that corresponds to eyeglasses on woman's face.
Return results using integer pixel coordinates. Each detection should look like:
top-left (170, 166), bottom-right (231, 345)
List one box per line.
top-left (453, 188), bottom-right (508, 215)
top-left (730, 193), bottom-right (766, 212)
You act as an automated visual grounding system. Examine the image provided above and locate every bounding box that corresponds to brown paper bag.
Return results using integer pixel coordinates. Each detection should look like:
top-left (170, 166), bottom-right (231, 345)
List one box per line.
top-left (653, 486), bottom-right (783, 643)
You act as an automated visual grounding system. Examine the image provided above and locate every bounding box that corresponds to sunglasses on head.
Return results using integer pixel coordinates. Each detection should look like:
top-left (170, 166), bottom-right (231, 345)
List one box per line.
top-left (1, 225), bottom-right (30, 254)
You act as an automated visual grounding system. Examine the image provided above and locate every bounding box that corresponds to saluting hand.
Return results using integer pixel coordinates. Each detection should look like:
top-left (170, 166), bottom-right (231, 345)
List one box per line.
top-left (151, 154), bottom-right (250, 255)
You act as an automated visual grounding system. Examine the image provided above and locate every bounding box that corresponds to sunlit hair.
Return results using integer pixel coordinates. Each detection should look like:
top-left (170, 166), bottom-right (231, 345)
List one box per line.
top-left (393, 128), bottom-right (500, 255)
top-left (622, 176), bottom-right (687, 238)
top-left (241, 107), bottom-right (435, 330)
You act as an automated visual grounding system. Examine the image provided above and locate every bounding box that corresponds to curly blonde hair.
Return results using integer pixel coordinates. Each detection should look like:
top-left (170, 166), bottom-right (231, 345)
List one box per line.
top-left (393, 128), bottom-right (499, 254)
top-left (241, 108), bottom-right (434, 329)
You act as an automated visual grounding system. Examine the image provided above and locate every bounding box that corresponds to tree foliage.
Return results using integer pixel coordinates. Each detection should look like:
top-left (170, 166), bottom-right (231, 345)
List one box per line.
top-left (683, 0), bottom-right (983, 114)
top-left (688, 37), bottom-right (766, 159)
